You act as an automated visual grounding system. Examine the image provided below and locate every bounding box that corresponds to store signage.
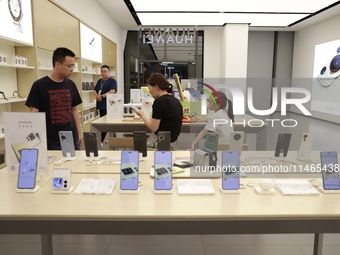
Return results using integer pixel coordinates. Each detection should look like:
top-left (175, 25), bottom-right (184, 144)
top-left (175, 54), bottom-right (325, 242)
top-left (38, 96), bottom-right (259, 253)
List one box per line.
top-left (141, 28), bottom-right (195, 44)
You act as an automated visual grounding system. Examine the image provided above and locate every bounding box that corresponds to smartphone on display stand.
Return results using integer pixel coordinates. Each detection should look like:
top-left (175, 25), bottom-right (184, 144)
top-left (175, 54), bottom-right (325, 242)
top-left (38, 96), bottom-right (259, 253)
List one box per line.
top-left (222, 151), bottom-right (240, 190)
top-left (274, 133), bottom-right (292, 157)
top-left (84, 132), bottom-right (99, 157)
top-left (120, 151), bottom-right (139, 190)
top-left (17, 149), bottom-right (39, 189)
top-left (297, 133), bottom-right (314, 159)
top-left (133, 131), bottom-right (147, 157)
top-left (157, 131), bottom-right (170, 151)
top-left (320, 151), bottom-right (340, 190)
top-left (154, 151), bottom-right (172, 190)
top-left (229, 131), bottom-right (244, 153)
top-left (204, 132), bottom-right (219, 152)
top-left (59, 131), bottom-right (75, 157)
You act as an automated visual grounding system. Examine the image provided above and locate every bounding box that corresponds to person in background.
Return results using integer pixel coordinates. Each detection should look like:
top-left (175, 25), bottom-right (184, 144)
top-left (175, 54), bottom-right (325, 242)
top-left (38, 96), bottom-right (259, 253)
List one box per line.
top-left (26, 47), bottom-right (82, 150)
top-left (191, 91), bottom-right (234, 150)
top-left (93, 65), bottom-right (117, 143)
top-left (134, 73), bottom-right (183, 150)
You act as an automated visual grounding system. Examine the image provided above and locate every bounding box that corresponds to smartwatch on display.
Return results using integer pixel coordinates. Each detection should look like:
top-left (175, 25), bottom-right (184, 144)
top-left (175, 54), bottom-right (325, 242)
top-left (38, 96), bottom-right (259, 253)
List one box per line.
top-left (8, 0), bottom-right (23, 33)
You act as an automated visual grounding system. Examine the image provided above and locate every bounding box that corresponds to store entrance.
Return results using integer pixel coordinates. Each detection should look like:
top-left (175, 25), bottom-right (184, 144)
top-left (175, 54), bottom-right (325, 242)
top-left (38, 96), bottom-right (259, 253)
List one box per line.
top-left (124, 30), bottom-right (203, 88)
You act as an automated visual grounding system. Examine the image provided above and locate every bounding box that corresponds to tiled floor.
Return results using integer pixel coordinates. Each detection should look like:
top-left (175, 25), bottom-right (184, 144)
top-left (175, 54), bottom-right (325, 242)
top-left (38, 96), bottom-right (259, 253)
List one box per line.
top-left (1, 234), bottom-right (340, 255)
top-left (2, 112), bottom-right (340, 254)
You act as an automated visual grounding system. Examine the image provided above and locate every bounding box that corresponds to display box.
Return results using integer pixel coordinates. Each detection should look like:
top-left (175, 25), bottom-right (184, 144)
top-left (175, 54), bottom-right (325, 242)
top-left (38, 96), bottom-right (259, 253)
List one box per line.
top-left (3, 112), bottom-right (48, 173)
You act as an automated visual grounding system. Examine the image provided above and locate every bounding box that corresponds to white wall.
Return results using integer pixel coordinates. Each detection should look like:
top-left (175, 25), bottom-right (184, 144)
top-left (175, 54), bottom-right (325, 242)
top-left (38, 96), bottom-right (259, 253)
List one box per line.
top-left (292, 14), bottom-right (340, 123)
top-left (203, 28), bottom-right (223, 78)
top-left (51, 0), bottom-right (126, 93)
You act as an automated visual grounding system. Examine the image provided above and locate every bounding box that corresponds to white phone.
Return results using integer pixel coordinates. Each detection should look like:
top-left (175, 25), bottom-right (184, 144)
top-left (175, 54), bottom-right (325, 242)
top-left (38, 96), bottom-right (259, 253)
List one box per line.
top-left (297, 133), bottom-right (314, 158)
top-left (52, 168), bottom-right (71, 191)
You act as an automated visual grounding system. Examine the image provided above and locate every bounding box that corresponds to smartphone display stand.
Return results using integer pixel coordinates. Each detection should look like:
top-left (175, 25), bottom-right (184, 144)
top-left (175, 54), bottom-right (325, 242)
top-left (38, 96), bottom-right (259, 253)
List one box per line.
top-left (52, 186), bottom-right (74, 194)
top-left (17, 186), bottom-right (40, 193)
top-left (275, 156), bottom-right (297, 165)
top-left (318, 186), bottom-right (340, 194)
top-left (63, 152), bottom-right (76, 160)
top-left (219, 187), bottom-right (240, 194)
top-left (85, 152), bottom-right (99, 163)
top-left (139, 152), bottom-right (147, 161)
top-left (153, 188), bottom-right (173, 194)
top-left (120, 188), bottom-right (140, 194)
top-left (296, 156), bottom-right (313, 163)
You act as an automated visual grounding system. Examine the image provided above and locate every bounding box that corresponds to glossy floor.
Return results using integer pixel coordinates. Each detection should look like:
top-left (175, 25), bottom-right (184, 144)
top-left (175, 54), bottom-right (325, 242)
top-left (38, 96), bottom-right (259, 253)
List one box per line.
top-left (0, 234), bottom-right (340, 255)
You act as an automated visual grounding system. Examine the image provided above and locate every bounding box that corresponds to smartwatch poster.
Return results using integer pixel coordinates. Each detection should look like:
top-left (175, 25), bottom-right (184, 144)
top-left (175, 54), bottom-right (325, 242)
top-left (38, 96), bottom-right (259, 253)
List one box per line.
top-left (311, 39), bottom-right (340, 116)
top-left (107, 94), bottom-right (124, 119)
top-left (3, 112), bottom-right (48, 173)
top-left (0, 0), bottom-right (33, 45)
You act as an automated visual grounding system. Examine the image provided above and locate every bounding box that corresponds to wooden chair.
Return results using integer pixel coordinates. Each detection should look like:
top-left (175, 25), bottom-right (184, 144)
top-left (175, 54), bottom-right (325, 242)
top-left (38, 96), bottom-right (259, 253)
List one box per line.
top-left (108, 137), bottom-right (134, 150)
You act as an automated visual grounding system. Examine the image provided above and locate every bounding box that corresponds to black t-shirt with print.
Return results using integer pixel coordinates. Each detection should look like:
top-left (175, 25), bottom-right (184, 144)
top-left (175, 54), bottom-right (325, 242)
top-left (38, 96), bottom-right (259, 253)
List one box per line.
top-left (152, 94), bottom-right (183, 142)
top-left (25, 76), bottom-right (82, 146)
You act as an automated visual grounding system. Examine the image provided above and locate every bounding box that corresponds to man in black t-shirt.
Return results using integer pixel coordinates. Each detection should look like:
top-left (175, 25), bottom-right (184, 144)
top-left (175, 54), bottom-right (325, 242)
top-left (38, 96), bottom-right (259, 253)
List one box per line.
top-left (26, 47), bottom-right (82, 150)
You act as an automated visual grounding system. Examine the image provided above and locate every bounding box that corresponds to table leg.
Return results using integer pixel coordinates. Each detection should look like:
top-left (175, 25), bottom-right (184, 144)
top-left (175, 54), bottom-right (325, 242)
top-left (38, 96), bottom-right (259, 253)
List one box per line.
top-left (313, 233), bottom-right (323, 255)
top-left (41, 234), bottom-right (53, 255)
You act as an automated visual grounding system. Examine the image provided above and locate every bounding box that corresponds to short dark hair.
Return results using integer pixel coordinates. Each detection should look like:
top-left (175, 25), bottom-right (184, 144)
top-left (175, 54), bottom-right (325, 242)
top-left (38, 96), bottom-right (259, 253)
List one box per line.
top-left (101, 65), bottom-right (110, 71)
top-left (147, 73), bottom-right (173, 93)
top-left (52, 47), bottom-right (75, 67)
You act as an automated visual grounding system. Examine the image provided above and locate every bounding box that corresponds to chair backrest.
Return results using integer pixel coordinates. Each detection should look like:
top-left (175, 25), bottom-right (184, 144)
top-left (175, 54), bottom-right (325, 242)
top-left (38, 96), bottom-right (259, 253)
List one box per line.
top-left (217, 143), bottom-right (249, 151)
top-left (108, 137), bottom-right (134, 149)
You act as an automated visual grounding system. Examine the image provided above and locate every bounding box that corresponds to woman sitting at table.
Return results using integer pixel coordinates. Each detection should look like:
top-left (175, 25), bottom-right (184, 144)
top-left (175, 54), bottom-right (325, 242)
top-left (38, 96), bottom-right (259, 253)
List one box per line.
top-left (134, 73), bottom-right (183, 150)
top-left (191, 91), bottom-right (234, 150)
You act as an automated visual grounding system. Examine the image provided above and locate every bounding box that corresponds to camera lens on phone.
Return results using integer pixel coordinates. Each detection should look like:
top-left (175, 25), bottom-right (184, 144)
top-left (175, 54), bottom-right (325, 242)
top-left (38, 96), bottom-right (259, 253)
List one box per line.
top-left (61, 135), bottom-right (66, 140)
top-left (330, 55), bottom-right (340, 73)
top-left (234, 134), bottom-right (241, 140)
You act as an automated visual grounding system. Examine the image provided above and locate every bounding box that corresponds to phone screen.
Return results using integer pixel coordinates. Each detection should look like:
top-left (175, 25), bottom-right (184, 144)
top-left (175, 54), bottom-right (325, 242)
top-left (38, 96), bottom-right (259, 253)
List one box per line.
top-left (222, 151), bottom-right (240, 190)
top-left (321, 151), bottom-right (340, 190)
top-left (154, 151), bottom-right (172, 190)
top-left (120, 151), bottom-right (139, 190)
top-left (17, 149), bottom-right (39, 189)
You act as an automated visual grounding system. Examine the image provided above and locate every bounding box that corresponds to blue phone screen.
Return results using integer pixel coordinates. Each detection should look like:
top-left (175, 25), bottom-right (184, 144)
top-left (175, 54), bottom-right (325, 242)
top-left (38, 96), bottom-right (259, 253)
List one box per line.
top-left (321, 152), bottom-right (340, 190)
top-left (120, 151), bottom-right (139, 190)
top-left (154, 151), bottom-right (172, 190)
top-left (17, 149), bottom-right (39, 189)
top-left (222, 151), bottom-right (240, 190)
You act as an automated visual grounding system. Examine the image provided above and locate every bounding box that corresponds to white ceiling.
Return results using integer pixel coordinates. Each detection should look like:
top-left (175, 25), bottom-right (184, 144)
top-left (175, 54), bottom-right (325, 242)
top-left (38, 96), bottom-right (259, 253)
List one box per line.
top-left (96, 0), bottom-right (340, 31)
top-left (95, 0), bottom-right (340, 62)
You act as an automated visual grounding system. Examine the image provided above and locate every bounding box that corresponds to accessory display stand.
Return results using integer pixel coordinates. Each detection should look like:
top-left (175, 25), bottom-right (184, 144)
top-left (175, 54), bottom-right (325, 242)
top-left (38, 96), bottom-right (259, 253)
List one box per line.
top-left (17, 186), bottom-right (40, 193)
top-left (220, 187), bottom-right (240, 194)
top-left (254, 186), bottom-right (275, 194)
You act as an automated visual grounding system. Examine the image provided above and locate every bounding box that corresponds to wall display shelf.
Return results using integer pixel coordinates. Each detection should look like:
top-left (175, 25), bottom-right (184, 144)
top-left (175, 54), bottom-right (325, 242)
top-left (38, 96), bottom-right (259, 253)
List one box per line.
top-left (0, 98), bottom-right (27, 105)
top-left (0, 0), bottom-right (118, 153)
top-left (0, 64), bottom-right (34, 69)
